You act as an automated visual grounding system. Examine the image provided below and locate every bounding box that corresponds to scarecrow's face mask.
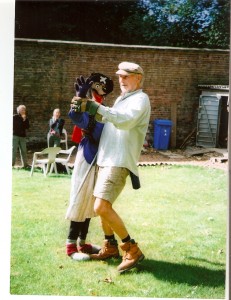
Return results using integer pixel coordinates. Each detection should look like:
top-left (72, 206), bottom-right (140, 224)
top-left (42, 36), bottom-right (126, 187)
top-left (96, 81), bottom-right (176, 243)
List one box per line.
top-left (91, 81), bottom-right (107, 96)
top-left (89, 73), bottom-right (113, 97)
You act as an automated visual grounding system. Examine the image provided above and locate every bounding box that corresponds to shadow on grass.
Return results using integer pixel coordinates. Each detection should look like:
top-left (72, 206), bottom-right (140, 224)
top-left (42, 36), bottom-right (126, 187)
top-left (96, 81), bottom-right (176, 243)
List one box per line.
top-left (107, 258), bottom-right (225, 287)
top-left (135, 259), bottom-right (225, 287)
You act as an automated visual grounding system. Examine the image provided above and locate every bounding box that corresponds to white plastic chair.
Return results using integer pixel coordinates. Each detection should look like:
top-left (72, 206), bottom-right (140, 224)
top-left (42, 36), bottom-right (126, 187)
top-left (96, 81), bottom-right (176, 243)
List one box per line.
top-left (30, 147), bottom-right (61, 177)
top-left (60, 128), bottom-right (68, 149)
top-left (54, 146), bottom-right (76, 175)
top-left (47, 128), bottom-right (68, 150)
top-left (47, 132), bottom-right (50, 147)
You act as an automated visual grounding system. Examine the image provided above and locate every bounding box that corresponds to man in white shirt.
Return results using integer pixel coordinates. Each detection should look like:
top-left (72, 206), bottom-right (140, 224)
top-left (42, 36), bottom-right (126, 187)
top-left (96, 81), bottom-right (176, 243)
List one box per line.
top-left (71, 62), bottom-right (151, 273)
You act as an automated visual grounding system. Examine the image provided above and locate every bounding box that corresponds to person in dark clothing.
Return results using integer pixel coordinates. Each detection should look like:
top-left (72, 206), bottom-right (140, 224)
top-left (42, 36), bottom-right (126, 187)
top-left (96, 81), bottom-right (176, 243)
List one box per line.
top-left (65, 73), bottom-right (113, 261)
top-left (48, 108), bottom-right (65, 147)
top-left (12, 105), bottom-right (30, 168)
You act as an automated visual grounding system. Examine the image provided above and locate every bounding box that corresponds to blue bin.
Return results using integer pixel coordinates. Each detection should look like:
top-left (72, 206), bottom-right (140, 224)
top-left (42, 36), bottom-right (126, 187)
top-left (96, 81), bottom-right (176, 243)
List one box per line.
top-left (153, 119), bottom-right (172, 150)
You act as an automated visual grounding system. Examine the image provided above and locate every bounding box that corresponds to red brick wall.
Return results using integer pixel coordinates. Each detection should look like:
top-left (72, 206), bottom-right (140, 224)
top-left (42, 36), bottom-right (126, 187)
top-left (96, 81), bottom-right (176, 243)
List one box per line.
top-left (13, 39), bottom-right (229, 147)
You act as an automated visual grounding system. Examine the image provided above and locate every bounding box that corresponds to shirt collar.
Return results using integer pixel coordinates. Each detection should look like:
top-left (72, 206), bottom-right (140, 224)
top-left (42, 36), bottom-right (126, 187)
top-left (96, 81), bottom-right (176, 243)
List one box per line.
top-left (119, 89), bottom-right (142, 101)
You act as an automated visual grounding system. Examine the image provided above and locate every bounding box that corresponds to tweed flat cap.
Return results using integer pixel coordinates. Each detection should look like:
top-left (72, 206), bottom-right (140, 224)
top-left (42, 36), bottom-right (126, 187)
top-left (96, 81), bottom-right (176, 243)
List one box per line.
top-left (116, 62), bottom-right (144, 75)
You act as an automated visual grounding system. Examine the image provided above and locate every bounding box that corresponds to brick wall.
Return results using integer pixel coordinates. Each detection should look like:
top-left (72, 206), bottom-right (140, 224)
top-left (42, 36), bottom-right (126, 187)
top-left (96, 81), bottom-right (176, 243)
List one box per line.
top-left (13, 38), bottom-right (229, 148)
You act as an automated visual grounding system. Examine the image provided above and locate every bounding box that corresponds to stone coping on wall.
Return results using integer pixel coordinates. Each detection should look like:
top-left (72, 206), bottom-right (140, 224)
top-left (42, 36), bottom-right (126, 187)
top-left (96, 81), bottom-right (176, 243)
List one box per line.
top-left (15, 38), bottom-right (230, 53)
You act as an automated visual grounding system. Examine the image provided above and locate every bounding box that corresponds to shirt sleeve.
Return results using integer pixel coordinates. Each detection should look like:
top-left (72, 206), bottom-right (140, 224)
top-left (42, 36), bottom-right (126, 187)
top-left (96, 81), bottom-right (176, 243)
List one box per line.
top-left (68, 109), bottom-right (89, 129)
top-left (23, 118), bottom-right (30, 129)
top-left (49, 118), bottom-right (56, 129)
top-left (58, 118), bottom-right (65, 134)
top-left (97, 94), bottom-right (150, 130)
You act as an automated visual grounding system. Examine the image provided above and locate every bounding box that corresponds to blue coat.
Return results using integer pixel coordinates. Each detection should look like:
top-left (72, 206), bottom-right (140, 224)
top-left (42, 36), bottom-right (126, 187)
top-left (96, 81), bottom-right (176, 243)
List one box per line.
top-left (68, 109), bottom-right (104, 164)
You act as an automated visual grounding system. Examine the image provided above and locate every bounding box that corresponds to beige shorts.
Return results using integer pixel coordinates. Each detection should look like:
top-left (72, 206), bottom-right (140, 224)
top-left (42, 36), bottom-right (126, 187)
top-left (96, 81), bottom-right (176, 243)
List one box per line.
top-left (93, 166), bottom-right (129, 204)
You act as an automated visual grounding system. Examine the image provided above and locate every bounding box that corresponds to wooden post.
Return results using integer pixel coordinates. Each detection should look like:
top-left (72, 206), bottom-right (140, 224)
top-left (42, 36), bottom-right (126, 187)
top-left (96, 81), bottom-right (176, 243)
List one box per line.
top-left (171, 102), bottom-right (177, 148)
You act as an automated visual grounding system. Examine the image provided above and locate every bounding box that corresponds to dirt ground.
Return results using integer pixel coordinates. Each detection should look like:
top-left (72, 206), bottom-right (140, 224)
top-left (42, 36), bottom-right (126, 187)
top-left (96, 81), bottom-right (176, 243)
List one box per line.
top-left (138, 146), bottom-right (228, 171)
top-left (15, 145), bottom-right (228, 171)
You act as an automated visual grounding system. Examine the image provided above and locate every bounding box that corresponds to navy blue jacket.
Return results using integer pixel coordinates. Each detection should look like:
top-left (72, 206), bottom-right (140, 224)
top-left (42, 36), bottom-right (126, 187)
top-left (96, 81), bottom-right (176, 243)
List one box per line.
top-left (68, 109), bottom-right (104, 164)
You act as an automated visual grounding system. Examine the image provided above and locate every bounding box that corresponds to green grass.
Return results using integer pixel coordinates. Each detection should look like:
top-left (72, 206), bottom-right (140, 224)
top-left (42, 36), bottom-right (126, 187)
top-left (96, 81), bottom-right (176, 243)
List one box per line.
top-left (10, 165), bottom-right (227, 298)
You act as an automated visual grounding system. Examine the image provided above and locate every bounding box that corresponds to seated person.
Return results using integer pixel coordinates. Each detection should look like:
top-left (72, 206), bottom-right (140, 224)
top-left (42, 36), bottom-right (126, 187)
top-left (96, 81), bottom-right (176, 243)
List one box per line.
top-left (48, 108), bottom-right (65, 147)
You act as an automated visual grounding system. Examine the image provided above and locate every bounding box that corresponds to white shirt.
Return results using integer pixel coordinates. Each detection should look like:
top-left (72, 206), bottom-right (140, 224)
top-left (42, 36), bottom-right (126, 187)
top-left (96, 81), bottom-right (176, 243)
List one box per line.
top-left (96, 89), bottom-right (151, 176)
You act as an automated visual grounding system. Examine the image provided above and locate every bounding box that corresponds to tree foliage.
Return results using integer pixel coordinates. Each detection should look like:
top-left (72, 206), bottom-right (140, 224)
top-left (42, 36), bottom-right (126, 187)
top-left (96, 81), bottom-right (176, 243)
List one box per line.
top-left (15, 0), bottom-right (229, 49)
top-left (122, 0), bottom-right (230, 48)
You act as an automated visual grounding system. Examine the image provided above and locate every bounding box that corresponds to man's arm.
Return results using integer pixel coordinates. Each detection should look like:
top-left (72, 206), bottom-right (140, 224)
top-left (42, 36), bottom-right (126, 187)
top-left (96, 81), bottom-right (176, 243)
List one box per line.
top-left (71, 92), bottom-right (150, 129)
top-left (22, 116), bottom-right (30, 129)
top-left (94, 95), bottom-right (150, 130)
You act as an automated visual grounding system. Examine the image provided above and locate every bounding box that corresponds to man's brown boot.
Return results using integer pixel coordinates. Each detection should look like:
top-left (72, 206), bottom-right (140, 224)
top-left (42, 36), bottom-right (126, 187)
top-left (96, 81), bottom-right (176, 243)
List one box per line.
top-left (90, 239), bottom-right (120, 260)
top-left (117, 239), bottom-right (144, 273)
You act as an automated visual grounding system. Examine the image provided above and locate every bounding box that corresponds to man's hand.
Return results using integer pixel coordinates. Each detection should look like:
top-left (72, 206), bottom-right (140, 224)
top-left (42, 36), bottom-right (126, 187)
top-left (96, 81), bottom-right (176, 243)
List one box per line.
top-left (71, 96), bottom-right (100, 115)
top-left (75, 76), bottom-right (93, 98)
top-left (20, 113), bottom-right (27, 120)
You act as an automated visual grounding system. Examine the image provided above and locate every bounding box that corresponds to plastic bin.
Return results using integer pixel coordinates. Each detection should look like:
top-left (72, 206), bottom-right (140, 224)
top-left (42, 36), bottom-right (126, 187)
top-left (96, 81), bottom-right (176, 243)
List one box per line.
top-left (153, 119), bottom-right (172, 150)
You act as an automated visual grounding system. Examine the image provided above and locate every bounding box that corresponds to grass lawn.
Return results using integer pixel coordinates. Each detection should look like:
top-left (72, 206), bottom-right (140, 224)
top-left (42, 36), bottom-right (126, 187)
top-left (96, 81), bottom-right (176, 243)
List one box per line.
top-left (10, 165), bottom-right (227, 298)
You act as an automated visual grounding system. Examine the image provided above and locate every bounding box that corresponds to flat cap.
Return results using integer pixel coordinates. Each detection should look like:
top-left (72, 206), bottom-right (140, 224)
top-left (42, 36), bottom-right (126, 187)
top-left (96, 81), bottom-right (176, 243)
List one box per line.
top-left (116, 62), bottom-right (144, 75)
